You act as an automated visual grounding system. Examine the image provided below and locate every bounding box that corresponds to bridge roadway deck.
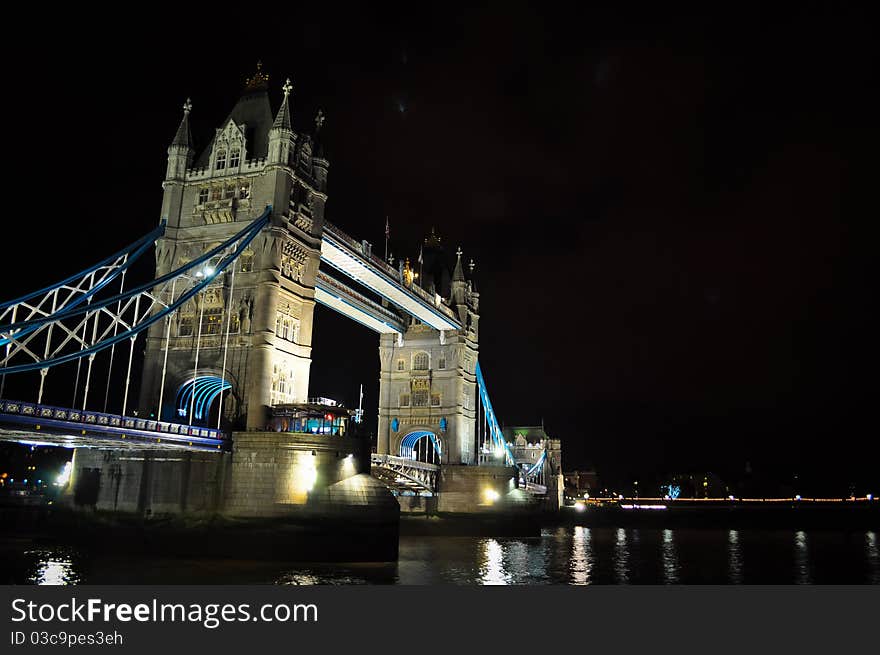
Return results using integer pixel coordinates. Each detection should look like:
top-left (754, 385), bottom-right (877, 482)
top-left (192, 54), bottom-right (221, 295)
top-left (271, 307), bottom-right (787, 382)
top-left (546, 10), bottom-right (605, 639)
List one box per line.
top-left (320, 222), bottom-right (461, 331)
top-left (0, 399), bottom-right (227, 451)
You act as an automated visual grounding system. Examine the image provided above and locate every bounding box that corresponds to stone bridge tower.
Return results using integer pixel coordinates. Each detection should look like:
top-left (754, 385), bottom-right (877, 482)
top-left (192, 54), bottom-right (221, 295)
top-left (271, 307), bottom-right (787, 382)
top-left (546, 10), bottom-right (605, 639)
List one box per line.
top-left (377, 242), bottom-right (481, 464)
top-left (138, 67), bottom-right (329, 430)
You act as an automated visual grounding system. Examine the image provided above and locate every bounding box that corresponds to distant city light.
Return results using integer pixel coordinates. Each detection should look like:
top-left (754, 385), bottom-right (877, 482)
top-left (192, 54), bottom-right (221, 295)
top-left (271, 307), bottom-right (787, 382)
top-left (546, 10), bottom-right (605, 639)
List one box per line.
top-left (868, 494), bottom-right (874, 501)
top-left (795, 495), bottom-right (802, 501)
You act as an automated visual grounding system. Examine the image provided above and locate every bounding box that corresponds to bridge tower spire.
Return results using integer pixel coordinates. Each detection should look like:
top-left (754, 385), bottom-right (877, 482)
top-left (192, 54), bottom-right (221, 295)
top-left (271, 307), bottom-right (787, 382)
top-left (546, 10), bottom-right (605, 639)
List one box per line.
top-left (377, 236), bottom-right (481, 465)
top-left (139, 72), bottom-right (329, 430)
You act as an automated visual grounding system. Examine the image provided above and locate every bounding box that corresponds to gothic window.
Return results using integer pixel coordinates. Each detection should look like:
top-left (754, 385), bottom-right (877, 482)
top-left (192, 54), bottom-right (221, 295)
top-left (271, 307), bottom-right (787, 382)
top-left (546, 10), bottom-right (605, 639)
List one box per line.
top-left (198, 188), bottom-right (209, 205)
top-left (412, 390), bottom-right (429, 407)
top-left (215, 149), bottom-right (227, 170)
top-left (178, 317), bottom-right (194, 337)
top-left (438, 357), bottom-right (446, 370)
top-left (413, 352), bottom-right (429, 371)
top-left (240, 250), bottom-right (254, 273)
top-left (224, 185), bottom-right (235, 199)
top-left (397, 359), bottom-right (405, 371)
top-left (270, 364), bottom-right (294, 406)
top-left (229, 149), bottom-right (240, 168)
top-left (399, 394), bottom-right (410, 407)
top-left (431, 393), bottom-right (441, 407)
top-left (203, 308), bottom-right (223, 335)
top-left (210, 186), bottom-right (222, 202)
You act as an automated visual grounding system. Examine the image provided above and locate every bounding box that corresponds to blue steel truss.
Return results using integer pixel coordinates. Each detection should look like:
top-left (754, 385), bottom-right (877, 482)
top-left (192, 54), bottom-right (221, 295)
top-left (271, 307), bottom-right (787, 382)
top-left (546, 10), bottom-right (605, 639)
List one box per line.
top-left (0, 209), bottom-right (270, 375)
top-left (475, 361), bottom-right (516, 465)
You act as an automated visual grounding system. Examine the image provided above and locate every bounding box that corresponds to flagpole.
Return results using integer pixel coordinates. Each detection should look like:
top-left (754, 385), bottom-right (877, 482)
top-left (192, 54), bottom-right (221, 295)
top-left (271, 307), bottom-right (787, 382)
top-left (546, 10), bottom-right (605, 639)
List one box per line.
top-left (384, 216), bottom-right (390, 262)
top-left (418, 244), bottom-right (423, 288)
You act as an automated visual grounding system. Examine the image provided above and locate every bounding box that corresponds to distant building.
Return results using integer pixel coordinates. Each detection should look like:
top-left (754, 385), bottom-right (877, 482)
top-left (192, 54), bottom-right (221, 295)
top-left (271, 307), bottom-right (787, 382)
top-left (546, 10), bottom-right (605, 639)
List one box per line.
top-left (563, 470), bottom-right (598, 499)
top-left (502, 425), bottom-right (563, 511)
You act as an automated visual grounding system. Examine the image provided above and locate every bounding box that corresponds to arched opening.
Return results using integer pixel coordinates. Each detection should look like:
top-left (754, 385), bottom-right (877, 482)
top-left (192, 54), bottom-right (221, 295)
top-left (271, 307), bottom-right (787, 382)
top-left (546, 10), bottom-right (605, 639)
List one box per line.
top-left (174, 375), bottom-right (232, 426)
top-left (399, 430), bottom-right (442, 465)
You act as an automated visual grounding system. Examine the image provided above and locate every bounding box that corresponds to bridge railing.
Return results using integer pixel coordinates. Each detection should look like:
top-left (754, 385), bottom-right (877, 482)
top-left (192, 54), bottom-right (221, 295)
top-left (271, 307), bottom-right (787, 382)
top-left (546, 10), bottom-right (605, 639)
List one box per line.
top-left (371, 453), bottom-right (440, 473)
top-left (0, 399), bottom-right (227, 442)
top-left (322, 221), bottom-right (460, 324)
top-left (315, 271), bottom-right (404, 326)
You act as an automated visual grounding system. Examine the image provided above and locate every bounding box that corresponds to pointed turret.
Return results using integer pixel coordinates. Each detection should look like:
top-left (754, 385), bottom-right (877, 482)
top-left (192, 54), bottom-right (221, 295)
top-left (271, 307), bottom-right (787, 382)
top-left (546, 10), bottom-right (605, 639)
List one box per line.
top-left (312, 109), bottom-right (329, 193)
top-left (272, 78), bottom-right (293, 130)
top-left (166, 98), bottom-right (194, 180)
top-left (268, 78), bottom-right (296, 166)
top-left (452, 246), bottom-right (467, 282)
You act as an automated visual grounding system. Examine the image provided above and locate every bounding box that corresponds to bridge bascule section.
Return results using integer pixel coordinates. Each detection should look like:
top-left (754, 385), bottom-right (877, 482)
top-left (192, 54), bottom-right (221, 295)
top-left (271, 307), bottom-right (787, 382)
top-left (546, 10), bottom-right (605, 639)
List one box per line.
top-left (0, 73), bottom-right (557, 515)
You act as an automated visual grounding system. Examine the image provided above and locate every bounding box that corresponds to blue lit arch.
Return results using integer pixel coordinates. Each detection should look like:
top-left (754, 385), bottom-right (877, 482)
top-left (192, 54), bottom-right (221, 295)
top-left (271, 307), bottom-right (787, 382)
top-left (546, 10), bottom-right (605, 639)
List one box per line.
top-left (175, 375), bottom-right (233, 422)
top-left (399, 430), bottom-right (442, 463)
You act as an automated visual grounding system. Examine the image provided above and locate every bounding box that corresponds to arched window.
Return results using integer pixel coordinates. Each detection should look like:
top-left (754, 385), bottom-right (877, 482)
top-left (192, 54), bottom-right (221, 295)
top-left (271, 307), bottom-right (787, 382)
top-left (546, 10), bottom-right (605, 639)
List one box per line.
top-left (229, 149), bottom-right (240, 167)
top-left (215, 149), bottom-right (227, 170)
top-left (397, 359), bottom-right (405, 371)
top-left (413, 352), bottom-right (429, 371)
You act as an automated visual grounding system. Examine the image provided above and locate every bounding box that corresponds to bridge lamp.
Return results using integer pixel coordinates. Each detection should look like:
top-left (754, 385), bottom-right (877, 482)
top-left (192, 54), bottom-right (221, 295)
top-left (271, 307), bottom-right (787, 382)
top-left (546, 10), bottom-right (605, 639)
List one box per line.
top-left (795, 494), bottom-right (802, 501)
top-left (868, 494), bottom-right (874, 501)
top-left (205, 266), bottom-right (216, 277)
top-left (484, 488), bottom-right (500, 503)
top-left (575, 502), bottom-right (586, 512)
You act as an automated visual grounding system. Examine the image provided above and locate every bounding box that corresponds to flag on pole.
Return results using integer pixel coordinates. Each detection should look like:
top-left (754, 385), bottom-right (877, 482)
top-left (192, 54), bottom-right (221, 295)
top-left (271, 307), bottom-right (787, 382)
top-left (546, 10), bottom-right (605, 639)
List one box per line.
top-left (385, 216), bottom-right (390, 239)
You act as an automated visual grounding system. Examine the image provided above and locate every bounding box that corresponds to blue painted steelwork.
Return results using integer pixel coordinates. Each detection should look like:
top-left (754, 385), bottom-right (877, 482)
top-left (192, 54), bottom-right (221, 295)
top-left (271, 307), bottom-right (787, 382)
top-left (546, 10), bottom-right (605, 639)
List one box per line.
top-left (0, 209), bottom-right (270, 375)
top-left (175, 376), bottom-right (232, 422)
top-left (399, 430), bottom-right (442, 460)
top-left (525, 449), bottom-right (546, 477)
top-left (0, 223), bottom-right (165, 348)
top-left (0, 399), bottom-right (228, 450)
top-left (475, 361), bottom-right (515, 465)
top-left (0, 223), bottom-right (164, 312)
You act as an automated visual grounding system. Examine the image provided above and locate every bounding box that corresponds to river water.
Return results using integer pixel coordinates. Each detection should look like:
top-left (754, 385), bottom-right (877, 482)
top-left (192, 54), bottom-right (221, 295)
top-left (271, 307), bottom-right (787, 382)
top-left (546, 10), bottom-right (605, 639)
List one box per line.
top-left (3, 527), bottom-right (878, 585)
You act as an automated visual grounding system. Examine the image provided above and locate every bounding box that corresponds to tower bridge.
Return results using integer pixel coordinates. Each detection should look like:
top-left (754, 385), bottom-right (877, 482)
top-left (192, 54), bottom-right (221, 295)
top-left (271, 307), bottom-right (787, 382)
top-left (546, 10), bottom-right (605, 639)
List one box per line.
top-left (0, 70), bottom-right (558, 539)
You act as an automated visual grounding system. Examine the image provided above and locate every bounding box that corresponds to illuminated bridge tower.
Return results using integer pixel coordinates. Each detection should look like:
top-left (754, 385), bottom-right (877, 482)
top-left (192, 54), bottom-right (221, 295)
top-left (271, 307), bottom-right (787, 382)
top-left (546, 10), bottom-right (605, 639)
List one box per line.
top-left (377, 242), bottom-right (480, 465)
top-left (138, 67), bottom-right (330, 430)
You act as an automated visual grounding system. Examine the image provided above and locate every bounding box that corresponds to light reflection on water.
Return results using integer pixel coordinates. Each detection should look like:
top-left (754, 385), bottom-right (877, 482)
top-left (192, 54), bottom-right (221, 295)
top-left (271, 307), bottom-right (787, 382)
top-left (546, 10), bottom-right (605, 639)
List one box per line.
top-left (570, 526), bottom-right (592, 585)
top-left (794, 531), bottom-right (812, 585)
top-left (613, 528), bottom-right (629, 584)
top-left (25, 550), bottom-right (81, 586)
top-left (728, 530), bottom-right (743, 584)
top-left (661, 529), bottom-right (679, 584)
top-left (479, 539), bottom-right (510, 585)
top-left (866, 531), bottom-right (879, 584)
top-left (4, 529), bottom-right (879, 585)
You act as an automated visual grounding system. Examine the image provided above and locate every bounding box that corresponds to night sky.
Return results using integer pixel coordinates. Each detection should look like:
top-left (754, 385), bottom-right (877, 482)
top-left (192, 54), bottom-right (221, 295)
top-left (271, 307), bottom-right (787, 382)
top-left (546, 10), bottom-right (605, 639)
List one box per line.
top-left (2, 6), bottom-right (875, 494)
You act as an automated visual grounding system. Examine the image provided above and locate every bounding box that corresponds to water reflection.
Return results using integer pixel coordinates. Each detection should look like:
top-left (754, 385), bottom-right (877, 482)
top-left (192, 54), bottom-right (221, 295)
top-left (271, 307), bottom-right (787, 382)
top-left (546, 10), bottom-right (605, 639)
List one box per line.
top-left (866, 531), bottom-right (879, 584)
top-left (570, 526), bottom-right (593, 585)
top-left (661, 529), bottom-right (679, 584)
top-left (614, 528), bottom-right (629, 584)
top-left (479, 539), bottom-right (510, 585)
top-left (794, 531), bottom-right (811, 584)
top-left (26, 551), bottom-right (80, 585)
top-left (728, 530), bottom-right (743, 584)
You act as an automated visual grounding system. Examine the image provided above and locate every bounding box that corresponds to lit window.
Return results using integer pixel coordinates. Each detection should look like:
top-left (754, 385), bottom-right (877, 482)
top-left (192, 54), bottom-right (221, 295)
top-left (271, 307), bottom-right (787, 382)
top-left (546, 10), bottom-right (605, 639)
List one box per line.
top-left (229, 149), bottom-right (240, 167)
top-left (215, 149), bottom-right (227, 170)
top-left (198, 188), bottom-right (208, 204)
top-left (203, 308), bottom-right (223, 335)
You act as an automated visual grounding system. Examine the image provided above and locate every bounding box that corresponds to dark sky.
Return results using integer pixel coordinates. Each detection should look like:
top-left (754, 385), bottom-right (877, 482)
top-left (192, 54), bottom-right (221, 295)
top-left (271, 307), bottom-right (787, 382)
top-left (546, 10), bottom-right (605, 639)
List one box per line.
top-left (2, 6), bottom-right (875, 492)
